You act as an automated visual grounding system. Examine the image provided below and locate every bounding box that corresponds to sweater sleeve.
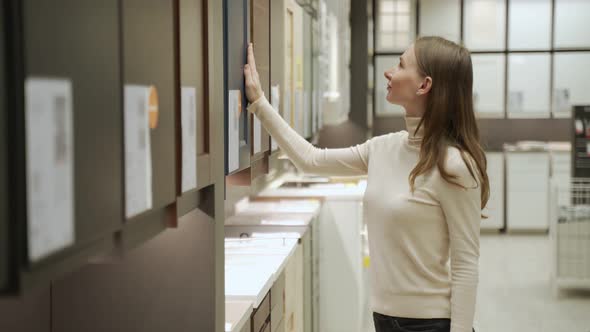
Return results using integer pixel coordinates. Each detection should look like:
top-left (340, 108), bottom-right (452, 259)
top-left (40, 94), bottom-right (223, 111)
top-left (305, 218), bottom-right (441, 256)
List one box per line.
top-left (436, 152), bottom-right (481, 332)
top-left (247, 95), bottom-right (371, 176)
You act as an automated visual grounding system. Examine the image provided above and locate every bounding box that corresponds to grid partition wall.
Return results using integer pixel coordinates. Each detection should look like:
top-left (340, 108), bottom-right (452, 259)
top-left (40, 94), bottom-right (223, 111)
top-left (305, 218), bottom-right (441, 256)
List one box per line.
top-left (372, 0), bottom-right (590, 120)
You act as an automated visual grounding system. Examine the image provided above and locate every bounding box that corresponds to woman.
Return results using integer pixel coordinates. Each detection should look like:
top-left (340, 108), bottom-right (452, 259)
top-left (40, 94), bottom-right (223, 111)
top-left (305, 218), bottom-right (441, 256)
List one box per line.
top-left (244, 36), bottom-right (488, 332)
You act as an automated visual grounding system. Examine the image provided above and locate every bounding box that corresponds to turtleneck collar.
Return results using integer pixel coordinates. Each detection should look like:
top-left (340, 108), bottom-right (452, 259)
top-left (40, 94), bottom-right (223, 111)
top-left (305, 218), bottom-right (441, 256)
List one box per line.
top-left (404, 116), bottom-right (424, 148)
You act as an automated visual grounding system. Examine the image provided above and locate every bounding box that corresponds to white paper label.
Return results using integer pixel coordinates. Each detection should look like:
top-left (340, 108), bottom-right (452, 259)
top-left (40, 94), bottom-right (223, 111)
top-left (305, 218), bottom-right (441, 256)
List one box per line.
top-left (228, 90), bottom-right (241, 172)
top-left (124, 85), bottom-right (153, 218)
top-left (312, 90), bottom-right (318, 133)
top-left (303, 91), bottom-right (310, 137)
top-left (270, 85), bottom-right (280, 151)
top-left (253, 115), bottom-right (262, 154)
top-left (316, 90), bottom-right (323, 129)
top-left (181, 87), bottom-right (198, 193)
top-left (284, 89), bottom-right (292, 130)
top-left (25, 78), bottom-right (75, 262)
top-left (294, 90), bottom-right (303, 134)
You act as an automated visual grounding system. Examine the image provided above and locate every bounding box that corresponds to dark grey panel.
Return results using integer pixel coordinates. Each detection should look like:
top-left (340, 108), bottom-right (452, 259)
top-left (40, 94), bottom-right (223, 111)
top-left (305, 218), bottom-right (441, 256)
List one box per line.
top-left (180, 0), bottom-right (207, 155)
top-left (179, 0), bottom-right (209, 210)
top-left (22, 0), bottom-right (122, 260)
top-left (225, 0), bottom-right (251, 174)
top-left (0, 286), bottom-right (51, 332)
top-left (349, 0), bottom-right (368, 129)
top-left (122, 0), bottom-right (176, 210)
top-left (52, 209), bottom-right (215, 332)
top-left (0, 0), bottom-right (7, 290)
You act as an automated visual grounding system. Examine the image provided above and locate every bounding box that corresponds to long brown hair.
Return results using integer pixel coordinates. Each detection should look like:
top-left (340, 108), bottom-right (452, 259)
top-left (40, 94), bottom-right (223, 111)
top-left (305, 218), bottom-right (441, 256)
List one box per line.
top-left (409, 36), bottom-right (490, 213)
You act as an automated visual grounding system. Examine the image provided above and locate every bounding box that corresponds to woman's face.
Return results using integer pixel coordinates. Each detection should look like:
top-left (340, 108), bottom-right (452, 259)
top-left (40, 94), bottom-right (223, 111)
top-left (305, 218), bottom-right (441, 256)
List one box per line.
top-left (384, 45), bottom-right (426, 107)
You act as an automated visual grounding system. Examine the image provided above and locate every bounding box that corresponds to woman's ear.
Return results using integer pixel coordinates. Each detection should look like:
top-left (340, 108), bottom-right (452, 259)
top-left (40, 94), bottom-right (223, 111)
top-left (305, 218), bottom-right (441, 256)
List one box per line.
top-left (416, 76), bottom-right (432, 96)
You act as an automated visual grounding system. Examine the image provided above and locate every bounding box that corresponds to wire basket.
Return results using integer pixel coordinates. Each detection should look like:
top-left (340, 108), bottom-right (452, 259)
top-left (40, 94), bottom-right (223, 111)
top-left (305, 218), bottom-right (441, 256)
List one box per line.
top-left (550, 178), bottom-right (590, 293)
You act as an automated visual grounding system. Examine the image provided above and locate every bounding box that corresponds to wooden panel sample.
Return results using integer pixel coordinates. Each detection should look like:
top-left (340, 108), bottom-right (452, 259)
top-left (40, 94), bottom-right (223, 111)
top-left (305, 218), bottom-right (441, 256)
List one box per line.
top-left (250, 0), bottom-right (271, 155)
top-left (180, 0), bottom-right (210, 193)
top-left (20, 0), bottom-right (121, 268)
top-left (122, 0), bottom-right (177, 214)
top-left (224, 0), bottom-right (251, 174)
top-left (0, 0), bottom-right (8, 290)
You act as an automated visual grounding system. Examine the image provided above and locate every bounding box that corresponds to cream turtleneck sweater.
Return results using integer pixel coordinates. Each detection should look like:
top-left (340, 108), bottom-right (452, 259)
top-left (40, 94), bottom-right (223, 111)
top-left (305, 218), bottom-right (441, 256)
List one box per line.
top-left (248, 96), bottom-right (481, 332)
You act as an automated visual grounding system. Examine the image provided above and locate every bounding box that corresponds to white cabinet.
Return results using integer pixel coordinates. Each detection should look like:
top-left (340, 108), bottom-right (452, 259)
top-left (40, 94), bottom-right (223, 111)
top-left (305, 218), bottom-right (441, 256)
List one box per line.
top-left (284, 244), bottom-right (304, 332)
top-left (506, 152), bottom-right (550, 231)
top-left (482, 152), bottom-right (505, 231)
top-left (259, 176), bottom-right (367, 332)
top-left (318, 200), bottom-right (364, 332)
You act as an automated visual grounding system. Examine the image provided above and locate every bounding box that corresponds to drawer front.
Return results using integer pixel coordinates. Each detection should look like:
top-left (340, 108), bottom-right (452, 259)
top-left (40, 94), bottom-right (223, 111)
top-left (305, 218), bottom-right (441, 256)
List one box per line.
top-left (271, 270), bottom-right (285, 310)
top-left (239, 318), bottom-right (252, 332)
top-left (252, 292), bottom-right (271, 332)
top-left (260, 319), bottom-right (271, 332)
top-left (271, 301), bottom-right (284, 332)
top-left (270, 317), bottom-right (285, 332)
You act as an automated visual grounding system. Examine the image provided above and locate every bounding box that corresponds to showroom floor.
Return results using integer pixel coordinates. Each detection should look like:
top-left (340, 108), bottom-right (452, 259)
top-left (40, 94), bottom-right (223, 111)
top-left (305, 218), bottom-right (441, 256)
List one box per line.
top-left (475, 234), bottom-right (590, 332)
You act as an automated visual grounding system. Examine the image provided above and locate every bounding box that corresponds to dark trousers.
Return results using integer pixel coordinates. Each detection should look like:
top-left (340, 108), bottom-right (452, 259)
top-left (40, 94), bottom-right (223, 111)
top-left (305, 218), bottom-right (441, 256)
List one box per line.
top-left (373, 312), bottom-right (475, 332)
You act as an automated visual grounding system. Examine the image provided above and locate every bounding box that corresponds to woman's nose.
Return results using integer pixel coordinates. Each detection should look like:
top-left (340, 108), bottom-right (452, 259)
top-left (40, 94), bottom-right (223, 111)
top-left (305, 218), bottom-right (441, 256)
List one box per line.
top-left (384, 70), bottom-right (392, 80)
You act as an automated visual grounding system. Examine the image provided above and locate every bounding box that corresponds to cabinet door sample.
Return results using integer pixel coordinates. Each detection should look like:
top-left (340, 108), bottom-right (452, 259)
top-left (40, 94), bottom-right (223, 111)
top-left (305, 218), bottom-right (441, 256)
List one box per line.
top-left (270, 0), bottom-right (285, 151)
top-left (251, 0), bottom-right (271, 155)
top-left (179, 0), bottom-right (207, 191)
top-left (122, 0), bottom-right (177, 215)
top-left (0, 0), bottom-right (8, 289)
top-left (224, 0), bottom-right (251, 174)
top-left (285, 6), bottom-right (294, 128)
top-left (22, 0), bottom-right (122, 261)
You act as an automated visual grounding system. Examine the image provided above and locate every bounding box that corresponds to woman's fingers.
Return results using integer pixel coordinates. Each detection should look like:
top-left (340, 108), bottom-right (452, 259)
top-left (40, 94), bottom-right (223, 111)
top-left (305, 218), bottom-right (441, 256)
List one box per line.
top-left (244, 65), bottom-right (250, 82)
top-left (244, 47), bottom-right (263, 102)
top-left (247, 43), bottom-right (258, 75)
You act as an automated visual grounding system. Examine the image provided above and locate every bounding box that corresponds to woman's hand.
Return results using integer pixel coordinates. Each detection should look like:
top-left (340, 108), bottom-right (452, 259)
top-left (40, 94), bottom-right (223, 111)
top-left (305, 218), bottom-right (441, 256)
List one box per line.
top-left (244, 43), bottom-right (264, 103)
